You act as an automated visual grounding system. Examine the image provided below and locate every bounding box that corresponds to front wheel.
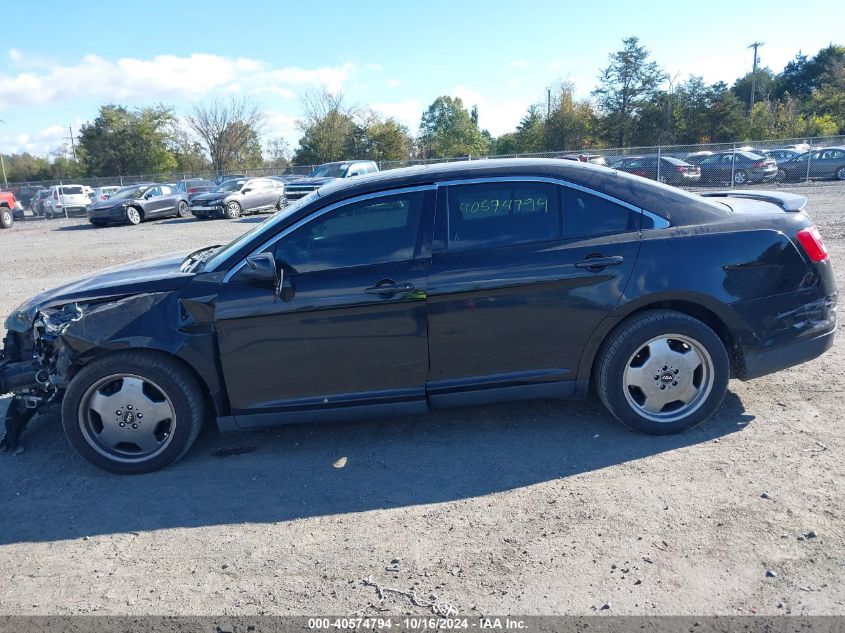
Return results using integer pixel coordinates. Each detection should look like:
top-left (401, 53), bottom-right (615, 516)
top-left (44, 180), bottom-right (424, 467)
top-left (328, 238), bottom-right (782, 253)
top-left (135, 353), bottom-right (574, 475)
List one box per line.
top-left (125, 206), bottom-right (142, 225)
top-left (224, 201), bottom-right (241, 219)
top-left (0, 207), bottom-right (12, 229)
top-left (776, 168), bottom-right (787, 182)
top-left (733, 170), bottom-right (748, 185)
top-left (62, 351), bottom-right (205, 474)
top-left (596, 310), bottom-right (729, 434)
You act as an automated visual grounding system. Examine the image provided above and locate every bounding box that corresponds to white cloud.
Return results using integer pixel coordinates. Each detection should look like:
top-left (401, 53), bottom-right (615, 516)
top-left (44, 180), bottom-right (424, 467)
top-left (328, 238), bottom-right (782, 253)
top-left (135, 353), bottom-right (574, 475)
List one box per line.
top-left (508, 60), bottom-right (528, 68)
top-left (0, 51), bottom-right (358, 109)
top-left (365, 63), bottom-right (383, 72)
top-left (386, 79), bottom-right (401, 87)
top-left (370, 98), bottom-right (422, 130)
top-left (0, 122), bottom-right (76, 156)
top-left (452, 85), bottom-right (532, 136)
top-left (264, 110), bottom-right (300, 143)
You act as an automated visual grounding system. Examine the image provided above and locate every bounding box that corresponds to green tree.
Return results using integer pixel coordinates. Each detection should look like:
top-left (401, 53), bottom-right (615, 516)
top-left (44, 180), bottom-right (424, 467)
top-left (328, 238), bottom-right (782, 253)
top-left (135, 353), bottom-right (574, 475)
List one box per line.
top-left (545, 84), bottom-right (598, 150)
top-left (0, 152), bottom-right (53, 182)
top-left (418, 96), bottom-right (489, 158)
top-left (293, 90), bottom-right (356, 164)
top-left (78, 104), bottom-right (177, 176)
top-left (187, 98), bottom-right (265, 172)
top-left (592, 36), bottom-right (666, 147)
top-left (344, 112), bottom-right (411, 162)
top-left (731, 68), bottom-right (776, 111)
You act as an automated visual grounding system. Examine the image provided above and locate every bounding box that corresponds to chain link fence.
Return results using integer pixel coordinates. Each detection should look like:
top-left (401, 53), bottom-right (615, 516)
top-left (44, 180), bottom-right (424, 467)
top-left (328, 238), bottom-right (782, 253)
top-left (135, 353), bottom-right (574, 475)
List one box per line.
top-left (4, 134), bottom-right (845, 200)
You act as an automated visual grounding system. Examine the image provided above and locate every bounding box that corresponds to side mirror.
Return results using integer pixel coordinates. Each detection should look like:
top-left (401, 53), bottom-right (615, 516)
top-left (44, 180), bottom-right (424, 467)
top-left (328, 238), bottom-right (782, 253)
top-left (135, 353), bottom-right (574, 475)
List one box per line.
top-left (348, 172), bottom-right (360, 178)
top-left (237, 252), bottom-right (284, 299)
top-left (241, 188), bottom-right (252, 194)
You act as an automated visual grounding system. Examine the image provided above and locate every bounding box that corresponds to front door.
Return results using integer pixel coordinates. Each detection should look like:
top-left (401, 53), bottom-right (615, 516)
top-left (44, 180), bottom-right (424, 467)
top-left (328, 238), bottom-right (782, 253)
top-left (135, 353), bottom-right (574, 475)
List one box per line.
top-left (214, 187), bottom-right (435, 426)
top-left (426, 180), bottom-right (640, 404)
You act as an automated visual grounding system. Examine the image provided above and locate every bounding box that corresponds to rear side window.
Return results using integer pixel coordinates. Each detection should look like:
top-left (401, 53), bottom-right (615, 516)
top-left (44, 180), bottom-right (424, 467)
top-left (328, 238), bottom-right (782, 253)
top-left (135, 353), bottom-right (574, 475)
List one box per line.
top-left (446, 182), bottom-right (560, 252)
top-left (562, 187), bottom-right (639, 239)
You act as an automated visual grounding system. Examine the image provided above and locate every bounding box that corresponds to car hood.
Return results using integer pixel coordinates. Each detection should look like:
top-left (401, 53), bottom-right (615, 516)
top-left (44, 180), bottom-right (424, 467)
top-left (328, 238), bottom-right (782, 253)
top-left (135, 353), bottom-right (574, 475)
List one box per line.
top-left (192, 192), bottom-right (231, 202)
top-left (286, 176), bottom-right (336, 187)
top-left (5, 252), bottom-right (195, 332)
top-left (89, 198), bottom-right (134, 209)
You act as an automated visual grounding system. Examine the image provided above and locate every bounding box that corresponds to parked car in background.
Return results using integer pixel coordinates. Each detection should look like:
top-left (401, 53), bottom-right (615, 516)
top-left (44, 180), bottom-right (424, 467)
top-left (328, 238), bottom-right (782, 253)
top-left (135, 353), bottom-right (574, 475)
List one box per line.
top-left (282, 160), bottom-right (379, 203)
top-left (43, 185), bottom-right (92, 218)
top-left (0, 159), bottom-right (836, 473)
top-left (0, 190), bottom-right (19, 228)
top-left (758, 148), bottom-right (800, 181)
top-left (88, 186), bottom-right (121, 204)
top-left (87, 183), bottom-right (190, 226)
top-left (778, 147), bottom-right (845, 182)
top-left (14, 186), bottom-right (38, 210)
top-left (176, 178), bottom-right (215, 200)
top-left (213, 174), bottom-right (246, 185)
top-left (559, 154), bottom-right (609, 166)
top-left (684, 150), bottom-right (713, 163)
top-left (190, 177), bottom-right (285, 219)
top-left (31, 190), bottom-right (50, 217)
top-left (610, 156), bottom-right (701, 185)
top-left (696, 151), bottom-right (778, 185)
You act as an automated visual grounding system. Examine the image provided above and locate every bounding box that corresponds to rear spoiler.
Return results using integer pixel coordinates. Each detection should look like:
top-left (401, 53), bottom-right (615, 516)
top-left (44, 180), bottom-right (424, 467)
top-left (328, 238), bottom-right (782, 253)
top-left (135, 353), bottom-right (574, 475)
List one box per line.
top-left (700, 190), bottom-right (807, 212)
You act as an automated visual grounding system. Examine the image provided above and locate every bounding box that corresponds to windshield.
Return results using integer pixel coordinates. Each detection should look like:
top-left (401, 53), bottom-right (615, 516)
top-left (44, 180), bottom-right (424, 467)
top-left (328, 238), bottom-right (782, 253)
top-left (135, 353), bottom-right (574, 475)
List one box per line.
top-left (110, 185), bottom-right (150, 201)
top-left (308, 164), bottom-right (348, 178)
top-left (60, 186), bottom-right (84, 196)
top-left (203, 191), bottom-right (320, 272)
top-left (212, 179), bottom-right (247, 193)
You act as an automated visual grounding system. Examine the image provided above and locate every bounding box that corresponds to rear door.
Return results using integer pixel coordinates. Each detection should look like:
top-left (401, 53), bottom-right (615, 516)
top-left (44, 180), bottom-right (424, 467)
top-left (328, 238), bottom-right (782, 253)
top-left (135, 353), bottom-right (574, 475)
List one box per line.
top-left (426, 178), bottom-right (641, 404)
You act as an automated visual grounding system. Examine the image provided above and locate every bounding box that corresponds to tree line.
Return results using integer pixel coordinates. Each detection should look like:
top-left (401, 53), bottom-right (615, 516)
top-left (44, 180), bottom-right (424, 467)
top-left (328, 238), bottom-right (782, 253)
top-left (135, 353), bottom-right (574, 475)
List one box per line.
top-left (3, 37), bottom-right (843, 183)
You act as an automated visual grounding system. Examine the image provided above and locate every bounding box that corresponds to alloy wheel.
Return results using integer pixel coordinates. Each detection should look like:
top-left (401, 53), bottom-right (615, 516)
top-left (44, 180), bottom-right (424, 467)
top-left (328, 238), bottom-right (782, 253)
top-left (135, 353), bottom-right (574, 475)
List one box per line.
top-left (622, 334), bottom-right (715, 423)
top-left (733, 170), bottom-right (747, 185)
top-left (126, 207), bottom-right (141, 225)
top-left (78, 374), bottom-right (177, 463)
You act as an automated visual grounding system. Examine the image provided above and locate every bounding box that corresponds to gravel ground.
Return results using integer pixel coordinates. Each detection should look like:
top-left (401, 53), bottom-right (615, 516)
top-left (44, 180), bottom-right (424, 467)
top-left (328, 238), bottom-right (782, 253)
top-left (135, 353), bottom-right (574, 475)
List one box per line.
top-left (0, 185), bottom-right (843, 616)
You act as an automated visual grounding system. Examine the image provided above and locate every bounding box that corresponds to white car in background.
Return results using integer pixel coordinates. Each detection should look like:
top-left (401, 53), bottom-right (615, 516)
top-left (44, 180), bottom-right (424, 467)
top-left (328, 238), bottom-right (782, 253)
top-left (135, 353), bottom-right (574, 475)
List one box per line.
top-left (88, 186), bottom-right (121, 203)
top-left (43, 185), bottom-right (92, 219)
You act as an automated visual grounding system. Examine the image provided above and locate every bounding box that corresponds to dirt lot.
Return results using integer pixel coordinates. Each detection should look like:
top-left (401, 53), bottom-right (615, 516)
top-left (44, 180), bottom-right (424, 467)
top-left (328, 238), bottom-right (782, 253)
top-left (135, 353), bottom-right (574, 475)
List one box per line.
top-left (0, 186), bottom-right (843, 616)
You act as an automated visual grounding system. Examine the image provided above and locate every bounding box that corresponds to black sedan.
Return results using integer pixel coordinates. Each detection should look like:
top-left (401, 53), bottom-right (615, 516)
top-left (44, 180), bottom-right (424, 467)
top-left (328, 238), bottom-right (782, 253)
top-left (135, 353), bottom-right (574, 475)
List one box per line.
top-left (610, 156), bottom-right (701, 185)
top-left (694, 151), bottom-right (778, 185)
top-left (87, 183), bottom-right (190, 226)
top-left (0, 159), bottom-right (836, 473)
top-left (779, 147), bottom-right (845, 182)
top-left (190, 177), bottom-right (285, 219)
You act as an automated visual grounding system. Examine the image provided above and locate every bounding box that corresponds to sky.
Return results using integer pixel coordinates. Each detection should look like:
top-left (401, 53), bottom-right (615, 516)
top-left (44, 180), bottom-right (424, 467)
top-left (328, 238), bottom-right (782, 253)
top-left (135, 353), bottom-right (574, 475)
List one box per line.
top-left (0, 0), bottom-right (841, 157)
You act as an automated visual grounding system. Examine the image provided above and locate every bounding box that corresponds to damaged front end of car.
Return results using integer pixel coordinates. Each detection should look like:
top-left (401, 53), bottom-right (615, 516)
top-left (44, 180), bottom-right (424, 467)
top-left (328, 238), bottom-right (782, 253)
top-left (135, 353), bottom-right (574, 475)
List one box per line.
top-left (1, 293), bottom-right (183, 450)
top-left (0, 303), bottom-right (86, 449)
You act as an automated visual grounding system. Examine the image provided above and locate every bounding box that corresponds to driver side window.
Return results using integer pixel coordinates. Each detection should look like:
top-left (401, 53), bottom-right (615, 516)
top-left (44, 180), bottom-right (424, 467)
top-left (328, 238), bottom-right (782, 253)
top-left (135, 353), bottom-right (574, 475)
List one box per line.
top-left (272, 191), bottom-right (426, 274)
top-left (145, 186), bottom-right (162, 198)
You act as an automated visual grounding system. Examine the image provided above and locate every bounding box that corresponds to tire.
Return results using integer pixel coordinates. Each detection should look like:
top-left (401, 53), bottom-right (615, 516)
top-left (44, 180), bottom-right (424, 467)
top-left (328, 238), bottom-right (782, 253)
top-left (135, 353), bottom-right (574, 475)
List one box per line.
top-left (733, 170), bottom-right (748, 185)
top-left (125, 206), bottom-right (142, 226)
top-left (776, 168), bottom-right (787, 182)
top-left (596, 309), bottom-right (730, 435)
top-left (62, 351), bottom-right (205, 474)
top-left (176, 200), bottom-right (190, 218)
top-left (658, 175), bottom-right (669, 184)
top-left (0, 207), bottom-right (12, 229)
top-left (837, 166), bottom-right (845, 181)
top-left (224, 201), bottom-right (242, 219)
top-left (276, 197), bottom-right (284, 211)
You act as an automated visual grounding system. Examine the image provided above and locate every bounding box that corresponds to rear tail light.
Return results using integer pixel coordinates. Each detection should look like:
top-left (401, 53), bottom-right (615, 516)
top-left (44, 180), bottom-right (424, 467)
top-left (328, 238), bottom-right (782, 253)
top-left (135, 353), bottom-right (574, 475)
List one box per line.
top-left (188, 187), bottom-right (197, 193)
top-left (752, 161), bottom-right (766, 167)
top-left (676, 166), bottom-right (685, 173)
top-left (796, 226), bottom-right (829, 262)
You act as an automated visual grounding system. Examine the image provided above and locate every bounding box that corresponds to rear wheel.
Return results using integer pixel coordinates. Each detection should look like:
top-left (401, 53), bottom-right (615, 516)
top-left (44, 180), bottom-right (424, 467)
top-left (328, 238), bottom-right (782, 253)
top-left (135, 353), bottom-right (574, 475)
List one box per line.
top-left (836, 166), bottom-right (845, 181)
top-left (0, 207), bottom-right (12, 229)
top-left (225, 201), bottom-right (241, 219)
top-left (177, 201), bottom-right (190, 218)
top-left (776, 168), bottom-right (787, 182)
top-left (62, 351), bottom-right (205, 474)
top-left (125, 206), bottom-right (142, 225)
top-left (596, 310), bottom-right (729, 434)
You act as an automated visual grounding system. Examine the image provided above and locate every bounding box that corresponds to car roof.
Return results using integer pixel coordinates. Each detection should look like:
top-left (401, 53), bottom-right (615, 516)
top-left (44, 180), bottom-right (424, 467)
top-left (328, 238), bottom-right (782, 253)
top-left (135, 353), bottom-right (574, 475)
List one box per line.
top-left (315, 158), bottom-right (727, 225)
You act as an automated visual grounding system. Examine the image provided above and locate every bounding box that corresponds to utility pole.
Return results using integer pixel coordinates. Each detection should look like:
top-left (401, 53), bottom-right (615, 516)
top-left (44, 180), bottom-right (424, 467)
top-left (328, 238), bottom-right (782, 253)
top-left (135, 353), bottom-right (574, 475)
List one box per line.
top-left (66, 125), bottom-right (77, 161)
top-left (547, 87), bottom-right (551, 120)
top-left (748, 41), bottom-right (764, 111)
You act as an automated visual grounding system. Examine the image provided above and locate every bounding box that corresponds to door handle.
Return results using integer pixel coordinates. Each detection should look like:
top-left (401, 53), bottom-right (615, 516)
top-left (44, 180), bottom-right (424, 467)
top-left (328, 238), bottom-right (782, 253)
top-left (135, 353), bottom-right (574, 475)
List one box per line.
top-left (575, 255), bottom-right (624, 270)
top-left (365, 282), bottom-right (415, 296)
